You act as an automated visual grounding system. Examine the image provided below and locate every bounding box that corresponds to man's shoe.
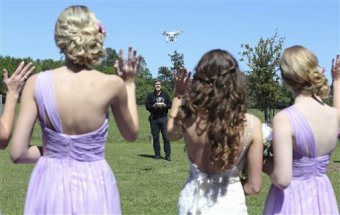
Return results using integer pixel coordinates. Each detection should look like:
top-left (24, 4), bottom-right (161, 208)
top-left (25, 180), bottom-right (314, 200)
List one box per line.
top-left (154, 155), bottom-right (161, 159)
top-left (165, 156), bottom-right (171, 161)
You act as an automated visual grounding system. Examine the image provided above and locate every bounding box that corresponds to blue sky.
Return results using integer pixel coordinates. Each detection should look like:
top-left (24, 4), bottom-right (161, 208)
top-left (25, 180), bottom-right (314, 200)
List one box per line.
top-left (0, 0), bottom-right (339, 82)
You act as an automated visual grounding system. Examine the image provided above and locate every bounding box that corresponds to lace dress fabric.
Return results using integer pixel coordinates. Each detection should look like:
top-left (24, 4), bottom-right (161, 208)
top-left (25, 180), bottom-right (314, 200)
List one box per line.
top-left (24, 71), bottom-right (121, 214)
top-left (263, 105), bottom-right (339, 215)
top-left (178, 116), bottom-right (254, 215)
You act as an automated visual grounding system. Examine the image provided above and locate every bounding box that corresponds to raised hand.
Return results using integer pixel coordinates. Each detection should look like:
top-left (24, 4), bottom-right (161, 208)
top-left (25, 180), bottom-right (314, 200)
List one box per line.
top-left (332, 54), bottom-right (340, 112)
top-left (3, 62), bottom-right (35, 98)
top-left (114, 47), bottom-right (140, 82)
top-left (331, 54), bottom-right (340, 81)
top-left (173, 68), bottom-right (191, 97)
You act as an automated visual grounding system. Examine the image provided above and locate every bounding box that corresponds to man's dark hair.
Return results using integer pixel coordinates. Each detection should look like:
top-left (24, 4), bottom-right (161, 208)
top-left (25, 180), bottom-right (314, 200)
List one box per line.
top-left (154, 79), bottom-right (162, 84)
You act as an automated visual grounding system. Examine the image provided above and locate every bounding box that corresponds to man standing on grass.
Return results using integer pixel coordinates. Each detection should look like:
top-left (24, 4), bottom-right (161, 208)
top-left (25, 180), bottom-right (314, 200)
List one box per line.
top-left (145, 80), bottom-right (172, 161)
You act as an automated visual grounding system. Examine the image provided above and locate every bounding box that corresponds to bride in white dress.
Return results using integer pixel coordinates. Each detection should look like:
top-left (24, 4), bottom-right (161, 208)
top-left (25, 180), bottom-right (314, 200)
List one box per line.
top-left (167, 49), bottom-right (263, 215)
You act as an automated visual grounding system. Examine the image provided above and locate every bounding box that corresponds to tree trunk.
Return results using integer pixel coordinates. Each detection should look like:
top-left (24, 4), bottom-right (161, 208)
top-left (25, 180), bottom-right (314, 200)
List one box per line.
top-left (264, 106), bottom-right (273, 124)
top-left (264, 107), bottom-right (269, 124)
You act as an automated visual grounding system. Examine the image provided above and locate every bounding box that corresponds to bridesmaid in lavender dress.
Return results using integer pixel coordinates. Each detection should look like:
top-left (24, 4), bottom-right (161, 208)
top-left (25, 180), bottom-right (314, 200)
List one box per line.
top-left (263, 46), bottom-right (339, 214)
top-left (10, 6), bottom-right (139, 214)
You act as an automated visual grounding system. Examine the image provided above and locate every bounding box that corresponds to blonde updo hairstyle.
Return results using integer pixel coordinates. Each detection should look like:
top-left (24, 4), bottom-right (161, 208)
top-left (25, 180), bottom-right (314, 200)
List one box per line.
top-left (280, 45), bottom-right (329, 99)
top-left (55, 5), bottom-right (105, 68)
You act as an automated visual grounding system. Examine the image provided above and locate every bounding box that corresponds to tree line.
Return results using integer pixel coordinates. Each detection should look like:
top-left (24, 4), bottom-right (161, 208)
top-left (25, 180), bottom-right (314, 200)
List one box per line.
top-left (0, 47), bottom-right (185, 106)
top-left (2, 31), bottom-right (333, 123)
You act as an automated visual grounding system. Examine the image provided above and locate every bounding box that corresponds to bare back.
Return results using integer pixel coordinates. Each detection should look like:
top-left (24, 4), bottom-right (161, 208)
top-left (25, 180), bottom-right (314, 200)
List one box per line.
top-left (11, 48), bottom-right (139, 164)
top-left (293, 98), bottom-right (339, 156)
top-left (183, 113), bottom-right (261, 174)
top-left (48, 67), bottom-right (124, 135)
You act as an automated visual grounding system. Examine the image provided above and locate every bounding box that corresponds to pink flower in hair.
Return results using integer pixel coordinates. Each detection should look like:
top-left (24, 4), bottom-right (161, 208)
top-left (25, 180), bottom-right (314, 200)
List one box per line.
top-left (98, 23), bottom-right (106, 34)
top-left (319, 66), bottom-right (325, 74)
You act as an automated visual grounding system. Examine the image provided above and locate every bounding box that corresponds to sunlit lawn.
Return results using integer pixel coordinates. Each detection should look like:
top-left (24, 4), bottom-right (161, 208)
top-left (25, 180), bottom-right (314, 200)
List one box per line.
top-left (0, 107), bottom-right (339, 214)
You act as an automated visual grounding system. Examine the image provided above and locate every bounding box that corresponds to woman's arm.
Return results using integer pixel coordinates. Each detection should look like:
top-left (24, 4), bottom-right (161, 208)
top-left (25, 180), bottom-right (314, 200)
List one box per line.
top-left (167, 69), bottom-right (191, 141)
top-left (0, 62), bottom-right (34, 149)
top-left (111, 47), bottom-right (139, 141)
top-left (243, 116), bottom-right (263, 195)
top-left (10, 74), bottom-right (41, 163)
top-left (167, 96), bottom-right (183, 141)
top-left (269, 111), bottom-right (293, 189)
top-left (111, 78), bottom-right (138, 141)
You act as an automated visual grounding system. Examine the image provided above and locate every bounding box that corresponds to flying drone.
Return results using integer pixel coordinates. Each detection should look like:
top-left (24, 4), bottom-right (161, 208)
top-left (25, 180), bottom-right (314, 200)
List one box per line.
top-left (163, 31), bottom-right (182, 43)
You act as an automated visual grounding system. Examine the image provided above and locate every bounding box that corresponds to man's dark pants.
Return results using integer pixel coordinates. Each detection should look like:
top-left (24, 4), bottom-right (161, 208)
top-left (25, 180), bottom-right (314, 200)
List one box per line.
top-left (149, 116), bottom-right (171, 157)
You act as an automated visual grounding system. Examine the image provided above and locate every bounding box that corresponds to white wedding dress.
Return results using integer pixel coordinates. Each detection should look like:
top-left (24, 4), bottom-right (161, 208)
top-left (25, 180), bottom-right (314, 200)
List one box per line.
top-left (178, 117), bottom-right (254, 215)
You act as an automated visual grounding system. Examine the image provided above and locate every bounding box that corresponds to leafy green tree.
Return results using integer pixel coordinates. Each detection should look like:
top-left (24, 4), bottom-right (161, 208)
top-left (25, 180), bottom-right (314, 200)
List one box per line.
top-left (326, 82), bottom-right (334, 106)
top-left (0, 48), bottom-right (155, 106)
top-left (239, 30), bottom-right (285, 123)
top-left (276, 84), bottom-right (293, 109)
top-left (136, 57), bottom-right (153, 105)
top-left (99, 48), bottom-right (118, 74)
top-left (102, 48), bottom-right (118, 67)
top-left (39, 58), bottom-right (63, 71)
top-left (169, 51), bottom-right (185, 71)
top-left (157, 66), bottom-right (173, 97)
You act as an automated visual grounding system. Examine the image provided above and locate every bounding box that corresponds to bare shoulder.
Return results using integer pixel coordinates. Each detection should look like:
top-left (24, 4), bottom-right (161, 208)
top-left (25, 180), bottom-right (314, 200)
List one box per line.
top-left (272, 110), bottom-right (292, 134)
top-left (24, 73), bottom-right (39, 91)
top-left (323, 104), bottom-right (340, 125)
top-left (26, 72), bottom-right (39, 82)
top-left (323, 104), bottom-right (338, 114)
top-left (244, 113), bottom-right (262, 143)
top-left (273, 110), bottom-right (289, 123)
top-left (245, 113), bottom-right (261, 127)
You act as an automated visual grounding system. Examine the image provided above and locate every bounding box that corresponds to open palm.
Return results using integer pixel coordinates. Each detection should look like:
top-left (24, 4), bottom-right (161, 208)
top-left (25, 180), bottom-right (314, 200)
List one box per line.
top-left (173, 68), bottom-right (191, 96)
top-left (114, 47), bottom-right (140, 82)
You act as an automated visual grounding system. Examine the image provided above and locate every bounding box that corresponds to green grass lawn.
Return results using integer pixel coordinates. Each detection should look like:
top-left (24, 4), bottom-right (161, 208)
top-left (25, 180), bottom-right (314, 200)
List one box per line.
top-left (0, 106), bottom-right (339, 214)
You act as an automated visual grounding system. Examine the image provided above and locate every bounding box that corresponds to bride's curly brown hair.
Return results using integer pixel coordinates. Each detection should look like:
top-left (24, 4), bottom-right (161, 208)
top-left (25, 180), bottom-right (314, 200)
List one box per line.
top-left (176, 49), bottom-right (247, 171)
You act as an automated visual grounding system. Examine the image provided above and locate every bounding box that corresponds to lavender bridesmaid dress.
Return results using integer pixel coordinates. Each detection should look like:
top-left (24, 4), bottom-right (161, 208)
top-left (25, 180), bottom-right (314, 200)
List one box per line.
top-left (264, 105), bottom-right (339, 215)
top-left (24, 71), bottom-right (121, 214)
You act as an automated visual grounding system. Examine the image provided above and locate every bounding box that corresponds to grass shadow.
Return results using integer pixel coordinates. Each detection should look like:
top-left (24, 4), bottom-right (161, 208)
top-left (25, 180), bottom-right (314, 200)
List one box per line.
top-left (138, 154), bottom-right (156, 159)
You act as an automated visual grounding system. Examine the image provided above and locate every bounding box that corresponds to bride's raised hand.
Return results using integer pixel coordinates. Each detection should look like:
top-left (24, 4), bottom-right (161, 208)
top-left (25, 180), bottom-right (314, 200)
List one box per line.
top-left (173, 68), bottom-right (191, 97)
